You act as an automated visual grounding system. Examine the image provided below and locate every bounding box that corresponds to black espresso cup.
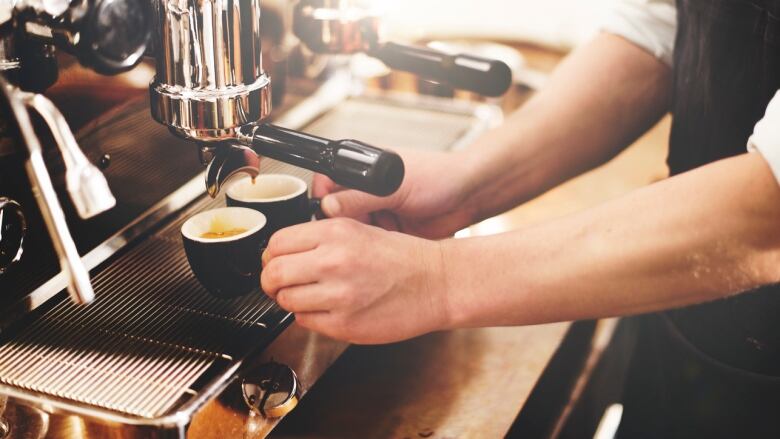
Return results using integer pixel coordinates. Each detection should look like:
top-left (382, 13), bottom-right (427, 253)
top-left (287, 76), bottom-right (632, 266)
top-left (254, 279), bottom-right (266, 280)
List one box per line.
top-left (226, 174), bottom-right (320, 242)
top-left (181, 207), bottom-right (268, 298)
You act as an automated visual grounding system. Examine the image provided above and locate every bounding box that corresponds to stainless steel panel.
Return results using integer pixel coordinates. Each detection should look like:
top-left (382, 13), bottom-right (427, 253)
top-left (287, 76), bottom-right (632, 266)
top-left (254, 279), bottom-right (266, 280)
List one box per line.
top-left (0, 161), bottom-right (311, 421)
top-left (0, 84), bottom-right (501, 435)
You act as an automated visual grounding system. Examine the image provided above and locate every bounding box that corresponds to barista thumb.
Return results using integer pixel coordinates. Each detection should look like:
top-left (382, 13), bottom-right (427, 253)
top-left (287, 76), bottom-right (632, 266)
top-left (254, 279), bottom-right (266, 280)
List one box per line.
top-left (322, 190), bottom-right (395, 219)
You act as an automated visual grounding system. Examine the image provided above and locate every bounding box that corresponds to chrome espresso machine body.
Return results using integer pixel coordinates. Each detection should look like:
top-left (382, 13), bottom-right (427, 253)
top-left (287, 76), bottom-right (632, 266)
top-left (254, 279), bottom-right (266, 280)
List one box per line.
top-left (0, 0), bottom-right (511, 436)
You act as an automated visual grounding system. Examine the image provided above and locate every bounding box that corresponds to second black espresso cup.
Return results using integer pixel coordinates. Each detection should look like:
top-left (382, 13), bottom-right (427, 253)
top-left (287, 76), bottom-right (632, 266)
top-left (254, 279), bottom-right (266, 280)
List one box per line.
top-left (181, 207), bottom-right (268, 298)
top-left (226, 174), bottom-right (320, 241)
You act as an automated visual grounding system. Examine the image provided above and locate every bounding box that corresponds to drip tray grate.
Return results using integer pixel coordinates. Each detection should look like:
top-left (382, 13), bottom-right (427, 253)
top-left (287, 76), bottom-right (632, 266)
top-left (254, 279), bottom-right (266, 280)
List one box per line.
top-left (0, 91), bottom-right (496, 421)
top-left (0, 164), bottom-right (308, 418)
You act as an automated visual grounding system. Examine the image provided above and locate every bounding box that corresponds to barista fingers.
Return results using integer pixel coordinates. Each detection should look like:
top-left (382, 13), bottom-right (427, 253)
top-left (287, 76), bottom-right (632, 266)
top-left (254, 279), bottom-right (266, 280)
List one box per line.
top-left (262, 0), bottom-right (780, 433)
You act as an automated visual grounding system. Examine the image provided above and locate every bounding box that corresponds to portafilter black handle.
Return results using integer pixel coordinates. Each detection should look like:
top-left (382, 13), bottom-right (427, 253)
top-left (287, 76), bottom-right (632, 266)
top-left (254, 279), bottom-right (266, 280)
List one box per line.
top-left (370, 42), bottom-right (513, 97)
top-left (250, 124), bottom-right (405, 197)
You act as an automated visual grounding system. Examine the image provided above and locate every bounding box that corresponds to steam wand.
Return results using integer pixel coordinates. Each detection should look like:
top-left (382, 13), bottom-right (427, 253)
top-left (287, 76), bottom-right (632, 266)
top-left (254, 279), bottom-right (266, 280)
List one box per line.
top-left (0, 76), bottom-right (116, 305)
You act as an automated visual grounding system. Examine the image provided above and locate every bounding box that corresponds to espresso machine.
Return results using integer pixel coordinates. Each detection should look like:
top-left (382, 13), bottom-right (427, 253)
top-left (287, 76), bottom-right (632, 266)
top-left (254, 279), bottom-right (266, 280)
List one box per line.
top-left (0, 0), bottom-right (510, 436)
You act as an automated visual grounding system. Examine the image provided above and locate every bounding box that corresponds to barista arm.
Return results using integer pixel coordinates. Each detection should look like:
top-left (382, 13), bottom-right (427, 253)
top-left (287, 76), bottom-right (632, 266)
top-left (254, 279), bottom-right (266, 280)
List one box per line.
top-left (443, 152), bottom-right (780, 328)
top-left (321, 32), bottom-right (675, 229)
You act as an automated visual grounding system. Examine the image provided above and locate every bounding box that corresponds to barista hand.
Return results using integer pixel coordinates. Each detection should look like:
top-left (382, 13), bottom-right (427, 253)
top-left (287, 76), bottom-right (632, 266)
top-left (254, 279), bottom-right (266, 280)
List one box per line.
top-left (313, 148), bottom-right (476, 239)
top-left (260, 217), bottom-right (451, 344)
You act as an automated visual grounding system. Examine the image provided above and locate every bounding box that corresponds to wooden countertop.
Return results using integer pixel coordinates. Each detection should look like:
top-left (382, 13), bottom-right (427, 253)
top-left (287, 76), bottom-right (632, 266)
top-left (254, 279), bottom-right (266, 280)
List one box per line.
top-left (268, 45), bottom-right (671, 439)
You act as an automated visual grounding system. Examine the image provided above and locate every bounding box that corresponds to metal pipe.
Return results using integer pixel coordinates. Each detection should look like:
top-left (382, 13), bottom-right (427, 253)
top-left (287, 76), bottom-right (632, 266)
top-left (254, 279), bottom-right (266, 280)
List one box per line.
top-left (0, 77), bottom-right (95, 304)
top-left (22, 92), bottom-right (116, 219)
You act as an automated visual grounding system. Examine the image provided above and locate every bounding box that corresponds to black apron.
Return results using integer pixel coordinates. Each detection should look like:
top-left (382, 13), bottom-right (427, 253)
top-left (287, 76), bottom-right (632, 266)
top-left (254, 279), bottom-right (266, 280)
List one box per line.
top-left (617, 0), bottom-right (780, 437)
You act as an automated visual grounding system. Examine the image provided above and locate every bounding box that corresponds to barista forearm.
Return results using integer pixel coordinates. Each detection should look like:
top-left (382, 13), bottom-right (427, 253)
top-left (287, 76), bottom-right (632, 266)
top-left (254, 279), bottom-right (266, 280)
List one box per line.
top-left (443, 153), bottom-right (780, 328)
top-left (457, 33), bottom-right (672, 222)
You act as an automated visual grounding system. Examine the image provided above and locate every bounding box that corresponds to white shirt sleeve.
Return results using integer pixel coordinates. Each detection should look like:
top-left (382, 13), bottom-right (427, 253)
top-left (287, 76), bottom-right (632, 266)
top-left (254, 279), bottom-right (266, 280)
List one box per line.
top-left (603, 1), bottom-right (780, 187)
top-left (748, 91), bottom-right (780, 183)
top-left (600, 0), bottom-right (678, 66)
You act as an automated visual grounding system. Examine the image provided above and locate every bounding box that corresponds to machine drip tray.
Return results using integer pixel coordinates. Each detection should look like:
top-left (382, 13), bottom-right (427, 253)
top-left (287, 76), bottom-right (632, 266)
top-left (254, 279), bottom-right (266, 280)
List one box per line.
top-left (0, 156), bottom-right (312, 422)
top-left (0, 84), bottom-right (501, 432)
top-left (0, 191), bottom-right (292, 420)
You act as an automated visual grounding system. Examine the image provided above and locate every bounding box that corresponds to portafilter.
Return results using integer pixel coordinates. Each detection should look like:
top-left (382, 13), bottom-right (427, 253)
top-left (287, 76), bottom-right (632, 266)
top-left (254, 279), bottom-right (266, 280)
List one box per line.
top-left (150, 0), bottom-right (405, 198)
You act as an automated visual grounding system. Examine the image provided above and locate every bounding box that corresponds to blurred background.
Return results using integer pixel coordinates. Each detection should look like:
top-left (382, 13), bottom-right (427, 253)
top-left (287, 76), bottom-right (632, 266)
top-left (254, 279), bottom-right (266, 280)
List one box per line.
top-left (383, 0), bottom-right (610, 50)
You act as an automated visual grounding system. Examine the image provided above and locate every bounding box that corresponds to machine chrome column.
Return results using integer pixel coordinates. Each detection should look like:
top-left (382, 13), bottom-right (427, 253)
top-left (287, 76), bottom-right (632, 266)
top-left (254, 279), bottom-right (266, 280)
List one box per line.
top-left (150, 0), bottom-right (272, 142)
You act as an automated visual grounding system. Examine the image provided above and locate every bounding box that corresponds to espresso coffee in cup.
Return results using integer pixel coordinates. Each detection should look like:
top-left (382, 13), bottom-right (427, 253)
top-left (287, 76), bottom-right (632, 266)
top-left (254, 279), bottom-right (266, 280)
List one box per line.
top-left (181, 207), bottom-right (267, 298)
top-left (226, 174), bottom-right (320, 240)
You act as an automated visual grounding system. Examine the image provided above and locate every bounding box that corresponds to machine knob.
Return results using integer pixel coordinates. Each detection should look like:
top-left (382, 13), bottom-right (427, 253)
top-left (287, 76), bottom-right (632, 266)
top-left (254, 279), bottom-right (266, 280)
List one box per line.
top-left (0, 198), bottom-right (25, 274)
top-left (242, 362), bottom-right (300, 419)
top-left (54, 0), bottom-right (152, 74)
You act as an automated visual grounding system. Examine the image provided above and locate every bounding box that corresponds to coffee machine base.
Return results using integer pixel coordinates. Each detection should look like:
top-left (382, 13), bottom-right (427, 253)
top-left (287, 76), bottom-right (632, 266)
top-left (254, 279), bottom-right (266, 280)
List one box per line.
top-left (0, 74), bottom-right (501, 438)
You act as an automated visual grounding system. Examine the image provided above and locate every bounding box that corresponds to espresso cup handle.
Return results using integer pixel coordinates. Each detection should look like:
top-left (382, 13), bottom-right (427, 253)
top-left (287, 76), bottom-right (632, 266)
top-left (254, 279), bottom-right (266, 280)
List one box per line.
top-left (309, 198), bottom-right (325, 220)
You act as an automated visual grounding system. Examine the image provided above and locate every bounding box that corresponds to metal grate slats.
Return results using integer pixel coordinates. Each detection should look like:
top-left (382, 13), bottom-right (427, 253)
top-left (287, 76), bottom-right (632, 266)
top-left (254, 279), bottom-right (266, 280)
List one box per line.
top-left (0, 162), bottom-right (309, 418)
